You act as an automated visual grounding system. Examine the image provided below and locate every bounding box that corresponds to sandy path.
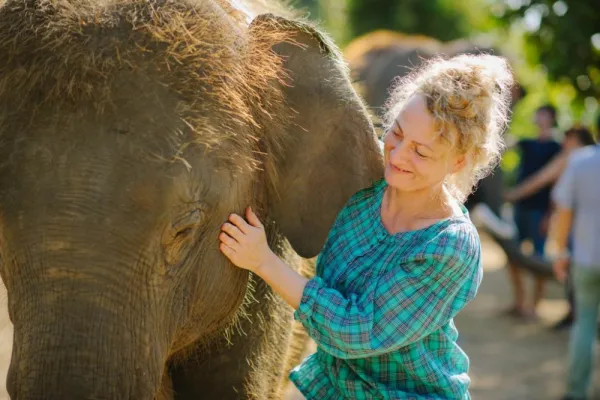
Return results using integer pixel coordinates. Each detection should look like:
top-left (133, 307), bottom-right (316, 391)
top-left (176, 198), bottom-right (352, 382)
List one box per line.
top-left (2, 232), bottom-right (599, 399)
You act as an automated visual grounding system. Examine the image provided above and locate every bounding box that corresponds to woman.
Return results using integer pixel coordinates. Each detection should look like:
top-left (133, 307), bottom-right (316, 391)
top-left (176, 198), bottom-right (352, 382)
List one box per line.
top-left (218, 54), bottom-right (514, 399)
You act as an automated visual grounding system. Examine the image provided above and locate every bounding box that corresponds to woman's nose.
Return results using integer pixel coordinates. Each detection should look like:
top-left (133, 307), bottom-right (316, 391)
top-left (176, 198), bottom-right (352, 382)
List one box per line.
top-left (388, 141), bottom-right (409, 161)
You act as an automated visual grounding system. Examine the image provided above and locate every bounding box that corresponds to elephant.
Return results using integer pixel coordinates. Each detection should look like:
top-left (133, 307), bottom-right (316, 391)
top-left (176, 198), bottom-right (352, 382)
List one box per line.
top-left (344, 30), bottom-right (444, 119)
top-left (344, 30), bottom-right (552, 277)
top-left (0, 0), bottom-right (384, 399)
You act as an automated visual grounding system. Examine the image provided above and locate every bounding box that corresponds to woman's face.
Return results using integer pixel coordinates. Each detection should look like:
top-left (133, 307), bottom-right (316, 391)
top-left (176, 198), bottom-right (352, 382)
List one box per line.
top-left (382, 94), bottom-right (465, 194)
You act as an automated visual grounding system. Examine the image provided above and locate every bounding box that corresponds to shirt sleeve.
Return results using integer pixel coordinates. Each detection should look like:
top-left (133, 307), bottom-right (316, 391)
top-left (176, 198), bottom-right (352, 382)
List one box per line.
top-left (552, 155), bottom-right (578, 209)
top-left (294, 225), bottom-right (482, 360)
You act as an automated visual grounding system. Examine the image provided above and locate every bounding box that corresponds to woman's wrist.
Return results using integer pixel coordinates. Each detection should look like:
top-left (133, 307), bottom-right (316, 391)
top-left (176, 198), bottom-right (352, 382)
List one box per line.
top-left (254, 250), bottom-right (280, 277)
top-left (252, 250), bottom-right (309, 309)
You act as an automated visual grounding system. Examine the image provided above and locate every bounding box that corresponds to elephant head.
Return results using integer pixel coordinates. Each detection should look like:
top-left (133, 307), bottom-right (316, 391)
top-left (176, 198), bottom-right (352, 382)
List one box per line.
top-left (0, 0), bottom-right (383, 398)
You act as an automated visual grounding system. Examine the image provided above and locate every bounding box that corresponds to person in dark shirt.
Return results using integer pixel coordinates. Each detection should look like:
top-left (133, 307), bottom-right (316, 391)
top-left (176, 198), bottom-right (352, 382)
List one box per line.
top-left (506, 104), bottom-right (562, 320)
top-left (516, 140), bottom-right (562, 216)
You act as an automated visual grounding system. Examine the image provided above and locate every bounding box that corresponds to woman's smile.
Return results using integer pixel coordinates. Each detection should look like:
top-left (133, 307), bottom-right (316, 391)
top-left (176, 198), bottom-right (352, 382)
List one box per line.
top-left (389, 163), bottom-right (413, 175)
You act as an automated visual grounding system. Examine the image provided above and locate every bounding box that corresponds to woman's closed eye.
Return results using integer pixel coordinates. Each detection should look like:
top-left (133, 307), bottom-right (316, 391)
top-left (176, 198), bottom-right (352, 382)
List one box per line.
top-left (415, 147), bottom-right (429, 158)
top-left (390, 124), bottom-right (433, 159)
top-left (392, 129), bottom-right (403, 139)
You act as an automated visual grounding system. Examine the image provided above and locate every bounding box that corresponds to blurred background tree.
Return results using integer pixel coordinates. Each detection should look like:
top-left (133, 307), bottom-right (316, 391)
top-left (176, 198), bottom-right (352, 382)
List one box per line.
top-left (495, 0), bottom-right (600, 107)
top-left (488, 0), bottom-right (599, 177)
top-left (346, 0), bottom-right (477, 42)
top-left (292, 0), bottom-right (321, 19)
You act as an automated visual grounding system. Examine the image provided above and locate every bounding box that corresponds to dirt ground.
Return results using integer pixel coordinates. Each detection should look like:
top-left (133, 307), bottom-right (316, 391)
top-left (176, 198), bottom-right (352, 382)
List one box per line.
top-left (2, 232), bottom-right (599, 400)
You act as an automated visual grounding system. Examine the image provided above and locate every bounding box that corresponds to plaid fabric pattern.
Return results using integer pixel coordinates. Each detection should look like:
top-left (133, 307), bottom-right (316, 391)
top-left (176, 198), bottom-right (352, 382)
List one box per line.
top-left (289, 179), bottom-right (482, 400)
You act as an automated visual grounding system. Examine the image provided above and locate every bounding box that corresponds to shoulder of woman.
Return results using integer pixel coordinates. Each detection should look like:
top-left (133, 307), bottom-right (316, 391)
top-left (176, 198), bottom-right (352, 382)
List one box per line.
top-left (421, 220), bottom-right (481, 265)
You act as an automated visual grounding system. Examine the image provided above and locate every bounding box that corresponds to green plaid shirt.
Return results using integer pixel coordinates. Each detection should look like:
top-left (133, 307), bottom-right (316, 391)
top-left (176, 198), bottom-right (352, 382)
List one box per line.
top-left (289, 179), bottom-right (482, 399)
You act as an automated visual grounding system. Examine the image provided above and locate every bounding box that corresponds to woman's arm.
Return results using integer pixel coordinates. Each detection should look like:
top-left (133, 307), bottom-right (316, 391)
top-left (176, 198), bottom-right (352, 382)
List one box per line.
top-left (291, 243), bottom-right (481, 360)
top-left (254, 252), bottom-right (309, 310)
top-left (505, 151), bottom-right (569, 202)
top-left (220, 212), bottom-right (481, 359)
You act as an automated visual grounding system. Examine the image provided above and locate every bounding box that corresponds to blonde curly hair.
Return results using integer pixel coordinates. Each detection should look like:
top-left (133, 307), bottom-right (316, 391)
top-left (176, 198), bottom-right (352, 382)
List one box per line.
top-left (383, 53), bottom-right (515, 203)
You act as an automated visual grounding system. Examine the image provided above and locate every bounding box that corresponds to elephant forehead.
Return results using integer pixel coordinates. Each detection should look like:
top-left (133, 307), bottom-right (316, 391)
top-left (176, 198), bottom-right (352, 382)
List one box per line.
top-left (0, 0), bottom-right (291, 153)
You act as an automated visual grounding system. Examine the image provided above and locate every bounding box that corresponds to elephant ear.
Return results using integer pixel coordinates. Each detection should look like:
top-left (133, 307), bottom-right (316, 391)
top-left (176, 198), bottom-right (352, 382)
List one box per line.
top-left (365, 48), bottom-right (434, 113)
top-left (250, 14), bottom-right (384, 258)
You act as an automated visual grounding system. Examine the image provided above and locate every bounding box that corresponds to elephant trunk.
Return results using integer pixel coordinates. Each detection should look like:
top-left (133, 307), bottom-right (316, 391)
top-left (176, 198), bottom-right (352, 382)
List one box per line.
top-left (7, 276), bottom-right (167, 400)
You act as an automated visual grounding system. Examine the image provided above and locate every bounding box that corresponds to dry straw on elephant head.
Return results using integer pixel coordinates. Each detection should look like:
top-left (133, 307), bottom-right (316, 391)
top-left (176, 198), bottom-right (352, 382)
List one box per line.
top-left (0, 0), bottom-right (335, 181)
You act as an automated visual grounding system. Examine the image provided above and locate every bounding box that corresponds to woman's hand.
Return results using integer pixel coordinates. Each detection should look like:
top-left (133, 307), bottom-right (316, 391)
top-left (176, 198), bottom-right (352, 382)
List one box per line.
top-left (219, 206), bottom-right (309, 310)
top-left (219, 207), bottom-right (274, 274)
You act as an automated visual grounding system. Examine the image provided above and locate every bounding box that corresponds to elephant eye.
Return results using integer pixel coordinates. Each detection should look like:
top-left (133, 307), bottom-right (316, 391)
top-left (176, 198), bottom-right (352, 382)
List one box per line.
top-left (161, 206), bottom-right (206, 268)
top-left (174, 226), bottom-right (193, 238)
top-left (172, 209), bottom-right (203, 238)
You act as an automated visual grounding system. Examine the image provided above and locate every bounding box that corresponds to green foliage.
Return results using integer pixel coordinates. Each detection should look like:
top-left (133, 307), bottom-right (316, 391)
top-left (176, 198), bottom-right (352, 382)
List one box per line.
top-left (495, 0), bottom-right (600, 104)
top-left (291, 0), bottom-right (321, 19)
top-left (345, 0), bottom-right (473, 42)
top-left (490, 1), bottom-right (599, 180)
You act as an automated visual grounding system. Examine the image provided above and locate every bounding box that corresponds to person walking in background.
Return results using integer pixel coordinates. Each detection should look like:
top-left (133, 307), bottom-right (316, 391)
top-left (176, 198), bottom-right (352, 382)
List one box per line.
top-left (552, 130), bottom-right (600, 400)
top-left (504, 104), bottom-right (562, 320)
top-left (504, 126), bottom-right (595, 330)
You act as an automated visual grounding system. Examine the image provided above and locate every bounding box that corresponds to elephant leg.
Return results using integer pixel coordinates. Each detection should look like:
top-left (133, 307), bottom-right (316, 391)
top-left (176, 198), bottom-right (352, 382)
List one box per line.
top-left (169, 277), bottom-right (293, 400)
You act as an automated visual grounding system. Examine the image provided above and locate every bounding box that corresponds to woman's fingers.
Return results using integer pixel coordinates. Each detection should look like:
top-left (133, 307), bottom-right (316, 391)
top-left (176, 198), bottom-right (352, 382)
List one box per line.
top-left (219, 232), bottom-right (239, 248)
top-left (228, 213), bottom-right (249, 233)
top-left (219, 242), bottom-right (237, 258)
top-left (221, 222), bottom-right (244, 241)
top-left (246, 207), bottom-right (264, 228)
top-left (219, 208), bottom-right (271, 273)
